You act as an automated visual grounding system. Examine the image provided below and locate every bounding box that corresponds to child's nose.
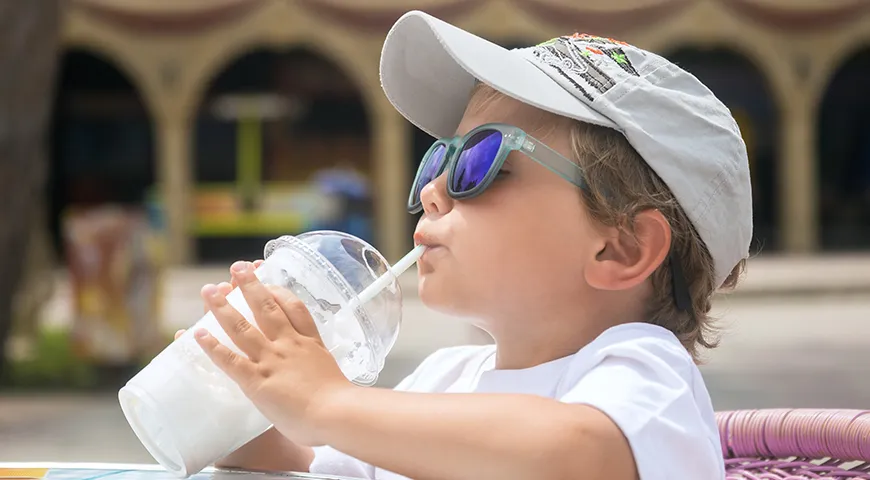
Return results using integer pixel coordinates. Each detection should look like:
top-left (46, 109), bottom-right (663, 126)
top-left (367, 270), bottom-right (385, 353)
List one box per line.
top-left (419, 173), bottom-right (453, 217)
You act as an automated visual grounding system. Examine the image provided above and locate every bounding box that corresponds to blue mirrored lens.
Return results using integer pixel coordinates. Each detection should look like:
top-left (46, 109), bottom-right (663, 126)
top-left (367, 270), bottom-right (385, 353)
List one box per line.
top-left (413, 143), bottom-right (447, 203)
top-left (452, 130), bottom-right (502, 193)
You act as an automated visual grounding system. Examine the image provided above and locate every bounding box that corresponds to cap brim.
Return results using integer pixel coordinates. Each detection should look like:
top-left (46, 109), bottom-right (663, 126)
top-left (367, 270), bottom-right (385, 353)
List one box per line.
top-left (379, 10), bottom-right (617, 139)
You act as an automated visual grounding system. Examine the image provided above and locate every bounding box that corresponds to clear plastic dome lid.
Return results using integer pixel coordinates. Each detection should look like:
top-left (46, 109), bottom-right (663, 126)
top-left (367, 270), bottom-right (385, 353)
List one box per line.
top-left (263, 231), bottom-right (402, 385)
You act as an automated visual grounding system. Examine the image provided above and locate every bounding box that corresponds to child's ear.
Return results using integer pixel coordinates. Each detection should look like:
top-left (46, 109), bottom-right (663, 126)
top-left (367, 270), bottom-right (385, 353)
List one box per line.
top-left (585, 209), bottom-right (671, 291)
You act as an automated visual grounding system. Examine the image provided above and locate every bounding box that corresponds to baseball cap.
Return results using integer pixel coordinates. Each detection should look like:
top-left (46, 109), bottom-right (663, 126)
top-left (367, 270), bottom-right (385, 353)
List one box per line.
top-left (379, 10), bottom-right (752, 289)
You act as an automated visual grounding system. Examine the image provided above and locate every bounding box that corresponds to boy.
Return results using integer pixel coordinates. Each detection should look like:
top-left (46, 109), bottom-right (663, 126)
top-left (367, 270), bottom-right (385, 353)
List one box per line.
top-left (189, 10), bottom-right (751, 480)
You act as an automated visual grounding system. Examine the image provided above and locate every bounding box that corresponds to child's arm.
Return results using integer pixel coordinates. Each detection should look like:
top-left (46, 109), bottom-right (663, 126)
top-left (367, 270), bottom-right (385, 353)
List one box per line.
top-left (215, 427), bottom-right (314, 473)
top-left (312, 388), bottom-right (638, 480)
top-left (196, 270), bottom-right (641, 479)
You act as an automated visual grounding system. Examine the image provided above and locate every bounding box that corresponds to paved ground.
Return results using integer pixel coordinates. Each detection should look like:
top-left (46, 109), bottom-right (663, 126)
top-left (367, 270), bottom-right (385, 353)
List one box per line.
top-left (3, 255), bottom-right (870, 463)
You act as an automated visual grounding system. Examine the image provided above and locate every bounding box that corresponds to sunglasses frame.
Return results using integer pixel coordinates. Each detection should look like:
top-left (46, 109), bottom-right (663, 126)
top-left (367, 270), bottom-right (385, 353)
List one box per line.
top-left (407, 123), bottom-right (588, 214)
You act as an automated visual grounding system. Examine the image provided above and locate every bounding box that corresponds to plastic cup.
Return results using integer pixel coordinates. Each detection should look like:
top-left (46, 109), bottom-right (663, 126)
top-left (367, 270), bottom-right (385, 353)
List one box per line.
top-left (118, 231), bottom-right (409, 477)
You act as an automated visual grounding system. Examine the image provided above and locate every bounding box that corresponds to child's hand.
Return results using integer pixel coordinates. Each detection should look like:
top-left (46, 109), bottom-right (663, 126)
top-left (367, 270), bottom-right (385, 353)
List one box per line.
top-left (172, 260), bottom-right (318, 473)
top-left (194, 261), bottom-right (354, 447)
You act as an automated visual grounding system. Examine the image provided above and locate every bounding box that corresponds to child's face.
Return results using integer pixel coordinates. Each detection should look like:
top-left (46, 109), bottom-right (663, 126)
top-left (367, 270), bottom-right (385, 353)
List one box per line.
top-left (414, 92), bottom-right (605, 327)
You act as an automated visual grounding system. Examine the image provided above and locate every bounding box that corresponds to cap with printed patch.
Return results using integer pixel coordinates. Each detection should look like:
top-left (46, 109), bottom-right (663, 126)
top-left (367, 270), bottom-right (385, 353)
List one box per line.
top-left (379, 10), bottom-right (752, 288)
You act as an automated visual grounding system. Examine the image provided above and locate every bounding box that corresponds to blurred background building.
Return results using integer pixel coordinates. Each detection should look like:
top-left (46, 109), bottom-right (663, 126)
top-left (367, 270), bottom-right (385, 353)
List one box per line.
top-left (51, 0), bottom-right (870, 267)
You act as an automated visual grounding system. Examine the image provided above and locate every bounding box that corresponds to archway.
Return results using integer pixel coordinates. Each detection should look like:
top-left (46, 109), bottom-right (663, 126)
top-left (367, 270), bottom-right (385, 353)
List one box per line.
top-left (48, 50), bottom-right (155, 258)
top-left (664, 47), bottom-right (780, 254)
top-left (194, 48), bottom-right (372, 263)
top-left (817, 48), bottom-right (870, 251)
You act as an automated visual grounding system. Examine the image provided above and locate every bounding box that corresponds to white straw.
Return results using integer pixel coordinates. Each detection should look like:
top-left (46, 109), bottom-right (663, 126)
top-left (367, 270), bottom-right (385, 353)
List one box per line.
top-left (352, 244), bottom-right (426, 308)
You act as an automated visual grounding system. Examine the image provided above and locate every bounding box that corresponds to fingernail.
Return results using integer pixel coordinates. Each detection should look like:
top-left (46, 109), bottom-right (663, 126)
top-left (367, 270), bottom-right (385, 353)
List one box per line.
top-left (232, 261), bottom-right (251, 274)
top-left (194, 329), bottom-right (208, 339)
top-left (218, 282), bottom-right (232, 291)
top-left (202, 284), bottom-right (218, 296)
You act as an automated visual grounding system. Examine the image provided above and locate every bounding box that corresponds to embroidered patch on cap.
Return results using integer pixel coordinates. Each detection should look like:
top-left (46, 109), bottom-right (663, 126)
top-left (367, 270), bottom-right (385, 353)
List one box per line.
top-left (516, 34), bottom-right (658, 103)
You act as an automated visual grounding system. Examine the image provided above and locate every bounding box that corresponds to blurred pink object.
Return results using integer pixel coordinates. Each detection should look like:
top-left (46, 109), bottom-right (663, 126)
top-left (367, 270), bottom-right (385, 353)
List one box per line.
top-left (718, 409), bottom-right (870, 479)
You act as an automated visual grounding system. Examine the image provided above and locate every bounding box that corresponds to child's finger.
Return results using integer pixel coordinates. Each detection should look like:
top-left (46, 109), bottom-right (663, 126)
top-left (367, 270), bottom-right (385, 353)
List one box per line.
top-left (204, 282), bottom-right (234, 314)
top-left (230, 260), bottom-right (264, 288)
top-left (194, 329), bottom-right (257, 386)
top-left (174, 329), bottom-right (186, 340)
top-left (217, 282), bottom-right (233, 295)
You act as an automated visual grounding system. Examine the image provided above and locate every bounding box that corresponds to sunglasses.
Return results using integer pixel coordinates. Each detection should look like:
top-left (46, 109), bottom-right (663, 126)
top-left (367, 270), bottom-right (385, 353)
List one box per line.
top-left (406, 123), bottom-right (588, 214)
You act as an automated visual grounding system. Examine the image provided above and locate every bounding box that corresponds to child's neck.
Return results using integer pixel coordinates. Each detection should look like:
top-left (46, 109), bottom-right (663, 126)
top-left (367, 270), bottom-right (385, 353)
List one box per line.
top-left (486, 298), bottom-right (646, 370)
top-left (491, 322), bottom-right (611, 370)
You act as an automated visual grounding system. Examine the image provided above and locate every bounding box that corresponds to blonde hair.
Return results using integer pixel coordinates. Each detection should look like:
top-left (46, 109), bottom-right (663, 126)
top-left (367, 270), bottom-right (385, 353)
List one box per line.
top-left (469, 83), bottom-right (745, 362)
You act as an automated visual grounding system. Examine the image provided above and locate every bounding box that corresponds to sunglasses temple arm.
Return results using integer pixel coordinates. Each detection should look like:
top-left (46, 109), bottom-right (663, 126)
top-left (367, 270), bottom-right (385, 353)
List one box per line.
top-left (521, 138), bottom-right (589, 190)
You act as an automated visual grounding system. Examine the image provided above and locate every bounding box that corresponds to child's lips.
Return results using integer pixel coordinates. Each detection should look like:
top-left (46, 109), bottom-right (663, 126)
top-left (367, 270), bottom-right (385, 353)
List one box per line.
top-left (413, 231), bottom-right (443, 249)
top-left (414, 232), bottom-right (447, 266)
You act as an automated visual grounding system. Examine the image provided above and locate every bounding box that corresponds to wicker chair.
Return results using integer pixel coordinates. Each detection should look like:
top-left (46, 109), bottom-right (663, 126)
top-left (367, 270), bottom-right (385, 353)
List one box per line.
top-left (717, 409), bottom-right (870, 479)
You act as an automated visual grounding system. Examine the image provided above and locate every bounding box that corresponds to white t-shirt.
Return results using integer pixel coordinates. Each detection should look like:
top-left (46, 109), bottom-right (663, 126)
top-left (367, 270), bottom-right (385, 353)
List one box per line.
top-left (309, 322), bottom-right (725, 480)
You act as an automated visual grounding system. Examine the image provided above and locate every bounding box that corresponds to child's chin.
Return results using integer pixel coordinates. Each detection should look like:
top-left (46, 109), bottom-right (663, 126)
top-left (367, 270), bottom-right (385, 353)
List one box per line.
top-left (417, 276), bottom-right (443, 308)
top-left (417, 281), bottom-right (471, 317)
top-left (417, 276), bottom-right (464, 315)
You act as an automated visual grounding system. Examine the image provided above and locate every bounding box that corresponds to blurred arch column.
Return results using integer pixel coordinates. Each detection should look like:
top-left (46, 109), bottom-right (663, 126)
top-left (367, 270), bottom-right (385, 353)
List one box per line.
top-left (371, 96), bottom-right (411, 264)
top-left (154, 104), bottom-right (194, 265)
top-left (779, 90), bottom-right (817, 253)
top-left (148, 52), bottom-right (199, 266)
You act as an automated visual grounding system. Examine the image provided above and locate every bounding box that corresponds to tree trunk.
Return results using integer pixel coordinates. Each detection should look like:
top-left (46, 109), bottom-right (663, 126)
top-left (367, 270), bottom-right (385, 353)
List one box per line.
top-left (0, 1), bottom-right (64, 379)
